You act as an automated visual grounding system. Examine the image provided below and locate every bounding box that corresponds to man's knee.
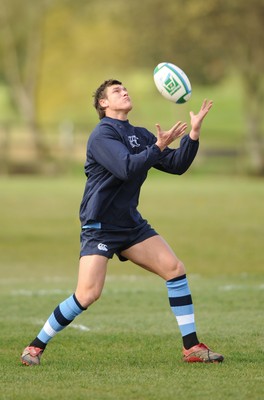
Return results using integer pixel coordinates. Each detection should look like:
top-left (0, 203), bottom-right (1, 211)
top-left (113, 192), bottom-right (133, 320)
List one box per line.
top-left (165, 258), bottom-right (186, 280)
top-left (75, 288), bottom-right (102, 309)
top-left (176, 259), bottom-right (186, 276)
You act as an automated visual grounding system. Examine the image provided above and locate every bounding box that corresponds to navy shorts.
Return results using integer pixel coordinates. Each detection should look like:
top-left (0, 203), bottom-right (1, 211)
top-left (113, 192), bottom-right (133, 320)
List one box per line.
top-left (80, 220), bottom-right (158, 261)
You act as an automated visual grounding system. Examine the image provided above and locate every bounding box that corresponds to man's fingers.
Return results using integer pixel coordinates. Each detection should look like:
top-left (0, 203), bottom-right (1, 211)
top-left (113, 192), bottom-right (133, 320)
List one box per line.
top-left (190, 99), bottom-right (213, 120)
top-left (155, 123), bottom-right (161, 134)
top-left (202, 99), bottom-right (213, 111)
top-left (179, 122), bottom-right (188, 130)
top-left (178, 123), bottom-right (188, 132)
top-left (156, 121), bottom-right (187, 135)
top-left (171, 121), bottom-right (184, 131)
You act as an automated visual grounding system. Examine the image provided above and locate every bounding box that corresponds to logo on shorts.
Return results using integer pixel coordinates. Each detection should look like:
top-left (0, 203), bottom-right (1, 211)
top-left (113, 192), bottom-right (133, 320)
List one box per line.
top-left (97, 243), bottom-right (108, 252)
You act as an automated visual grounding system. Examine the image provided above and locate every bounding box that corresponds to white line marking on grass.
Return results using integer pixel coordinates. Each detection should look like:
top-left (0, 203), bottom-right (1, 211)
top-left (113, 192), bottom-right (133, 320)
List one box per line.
top-left (11, 289), bottom-right (72, 296)
top-left (1, 276), bottom-right (72, 285)
top-left (105, 273), bottom-right (201, 282)
top-left (34, 319), bottom-right (91, 332)
top-left (43, 276), bottom-right (72, 283)
top-left (70, 324), bottom-right (90, 332)
top-left (219, 284), bottom-right (264, 291)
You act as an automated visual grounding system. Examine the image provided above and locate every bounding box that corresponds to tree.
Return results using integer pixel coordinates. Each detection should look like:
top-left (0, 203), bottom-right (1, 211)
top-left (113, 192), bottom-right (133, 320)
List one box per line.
top-left (184, 0), bottom-right (264, 174)
top-left (0, 0), bottom-right (55, 161)
top-left (0, 0), bottom-right (263, 174)
top-left (124, 0), bottom-right (264, 174)
top-left (227, 1), bottom-right (264, 175)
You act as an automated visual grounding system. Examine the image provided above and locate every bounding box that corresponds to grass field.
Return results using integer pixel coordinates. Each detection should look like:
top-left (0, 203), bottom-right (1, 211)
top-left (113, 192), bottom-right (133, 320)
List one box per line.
top-left (0, 173), bottom-right (264, 399)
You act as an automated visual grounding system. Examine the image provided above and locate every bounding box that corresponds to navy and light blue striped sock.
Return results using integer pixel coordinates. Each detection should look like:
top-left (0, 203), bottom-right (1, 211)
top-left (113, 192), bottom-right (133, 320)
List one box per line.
top-left (166, 274), bottom-right (199, 349)
top-left (30, 294), bottom-right (86, 350)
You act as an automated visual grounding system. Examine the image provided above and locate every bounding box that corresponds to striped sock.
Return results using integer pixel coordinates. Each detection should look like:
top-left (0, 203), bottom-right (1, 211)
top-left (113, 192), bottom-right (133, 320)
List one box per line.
top-left (166, 274), bottom-right (199, 349)
top-left (30, 294), bottom-right (86, 349)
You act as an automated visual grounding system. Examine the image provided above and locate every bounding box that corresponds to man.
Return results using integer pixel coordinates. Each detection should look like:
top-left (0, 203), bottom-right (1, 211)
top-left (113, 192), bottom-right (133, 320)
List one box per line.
top-left (21, 79), bottom-right (224, 365)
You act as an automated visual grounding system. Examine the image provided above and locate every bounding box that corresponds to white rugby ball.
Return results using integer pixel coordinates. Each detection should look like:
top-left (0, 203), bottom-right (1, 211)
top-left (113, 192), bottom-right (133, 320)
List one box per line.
top-left (153, 62), bottom-right (192, 104)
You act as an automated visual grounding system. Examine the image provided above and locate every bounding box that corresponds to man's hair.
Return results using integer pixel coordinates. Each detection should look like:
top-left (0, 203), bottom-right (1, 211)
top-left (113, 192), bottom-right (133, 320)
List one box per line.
top-left (93, 79), bottom-right (122, 119)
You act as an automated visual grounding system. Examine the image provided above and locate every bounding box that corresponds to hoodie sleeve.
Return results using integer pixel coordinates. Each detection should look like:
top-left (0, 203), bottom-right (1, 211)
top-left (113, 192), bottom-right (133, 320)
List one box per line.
top-left (154, 134), bottom-right (199, 175)
top-left (89, 125), bottom-right (162, 181)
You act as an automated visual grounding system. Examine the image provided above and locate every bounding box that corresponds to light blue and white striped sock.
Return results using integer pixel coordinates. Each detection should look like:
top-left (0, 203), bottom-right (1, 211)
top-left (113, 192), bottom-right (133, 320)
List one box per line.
top-left (166, 274), bottom-right (199, 349)
top-left (30, 294), bottom-right (86, 348)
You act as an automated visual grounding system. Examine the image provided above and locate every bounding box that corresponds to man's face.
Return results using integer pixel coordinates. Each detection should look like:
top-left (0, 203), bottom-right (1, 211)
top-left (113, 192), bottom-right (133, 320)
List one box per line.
top-left (100, 84), bottom-right (133, 115)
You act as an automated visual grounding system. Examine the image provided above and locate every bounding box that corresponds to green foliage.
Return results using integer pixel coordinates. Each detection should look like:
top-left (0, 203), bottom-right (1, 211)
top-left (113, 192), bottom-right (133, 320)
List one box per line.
top-left (1, 0), bottom-right (263, 121)
top-left (0, 175), bottom-right (263, 399)
top-left (0, 0), bottom-right (263, 173)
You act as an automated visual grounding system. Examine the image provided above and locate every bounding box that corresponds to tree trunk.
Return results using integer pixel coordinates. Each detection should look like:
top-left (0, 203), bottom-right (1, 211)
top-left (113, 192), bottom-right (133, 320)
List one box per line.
top-left (242, 73), bottom-right (264, 175)
top-left (0, 1), bottom-right (49, 164)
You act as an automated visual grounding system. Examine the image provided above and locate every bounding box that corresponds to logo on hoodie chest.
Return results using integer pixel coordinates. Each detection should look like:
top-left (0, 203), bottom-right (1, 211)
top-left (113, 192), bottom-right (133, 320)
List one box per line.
top-left (128, 135), bottom-right (140, 148)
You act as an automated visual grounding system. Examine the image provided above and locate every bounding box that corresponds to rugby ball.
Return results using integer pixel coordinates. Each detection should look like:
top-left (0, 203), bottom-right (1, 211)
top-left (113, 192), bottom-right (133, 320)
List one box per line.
top-left (153, 62), bottom-right (192, 104)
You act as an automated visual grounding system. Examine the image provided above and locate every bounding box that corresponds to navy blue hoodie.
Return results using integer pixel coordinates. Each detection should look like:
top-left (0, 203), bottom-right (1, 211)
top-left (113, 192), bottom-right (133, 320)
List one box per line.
top-left (79, 117), bottom-right (199, 228)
